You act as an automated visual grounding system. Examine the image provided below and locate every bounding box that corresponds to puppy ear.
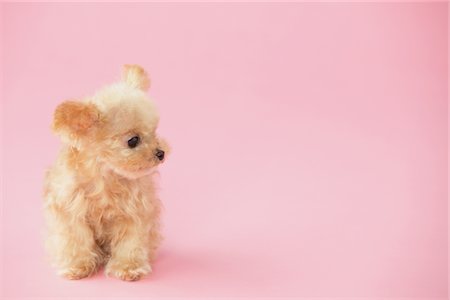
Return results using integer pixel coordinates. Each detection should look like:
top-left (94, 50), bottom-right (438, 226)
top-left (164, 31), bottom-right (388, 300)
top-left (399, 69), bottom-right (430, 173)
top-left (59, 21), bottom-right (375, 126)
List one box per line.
top-left (52, 100), bottom-right (100, 144)
top-left (122, 64), bottom-right (150, 91)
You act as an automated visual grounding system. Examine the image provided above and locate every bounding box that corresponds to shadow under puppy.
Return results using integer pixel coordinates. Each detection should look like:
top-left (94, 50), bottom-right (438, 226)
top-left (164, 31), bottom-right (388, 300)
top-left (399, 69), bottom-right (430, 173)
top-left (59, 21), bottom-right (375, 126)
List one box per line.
top-left (44, 65), bottom-right (169, 281)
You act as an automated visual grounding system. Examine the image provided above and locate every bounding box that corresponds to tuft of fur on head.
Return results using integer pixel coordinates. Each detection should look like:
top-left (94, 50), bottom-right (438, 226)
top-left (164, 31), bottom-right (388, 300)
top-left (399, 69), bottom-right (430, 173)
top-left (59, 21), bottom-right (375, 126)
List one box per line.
top-left (122, 64), bottom-right (150, 91)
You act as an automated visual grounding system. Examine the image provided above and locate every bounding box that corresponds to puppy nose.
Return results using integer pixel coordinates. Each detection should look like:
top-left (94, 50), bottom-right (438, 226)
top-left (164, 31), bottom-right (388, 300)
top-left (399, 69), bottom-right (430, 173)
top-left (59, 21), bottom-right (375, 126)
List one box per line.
top-left (155, 149), bottom-right (165, 161)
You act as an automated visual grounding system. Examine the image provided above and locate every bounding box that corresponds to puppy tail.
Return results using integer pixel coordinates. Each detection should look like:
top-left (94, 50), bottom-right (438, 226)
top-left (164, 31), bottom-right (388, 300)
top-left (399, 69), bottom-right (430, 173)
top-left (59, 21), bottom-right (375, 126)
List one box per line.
top-left (122, 64), bottom-right (150, 91)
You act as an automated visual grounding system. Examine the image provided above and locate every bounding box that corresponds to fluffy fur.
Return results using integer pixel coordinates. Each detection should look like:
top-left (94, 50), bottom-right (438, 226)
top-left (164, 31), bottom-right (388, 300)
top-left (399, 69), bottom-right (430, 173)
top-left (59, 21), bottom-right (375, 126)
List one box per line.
top-left (44, 65), bottom-right (168, 281)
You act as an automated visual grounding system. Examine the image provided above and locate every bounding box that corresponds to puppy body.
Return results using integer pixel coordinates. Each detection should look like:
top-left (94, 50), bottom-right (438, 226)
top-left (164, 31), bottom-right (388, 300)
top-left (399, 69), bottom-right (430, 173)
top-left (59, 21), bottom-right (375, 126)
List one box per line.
top-left (44, 66), bottom-right (167, 281)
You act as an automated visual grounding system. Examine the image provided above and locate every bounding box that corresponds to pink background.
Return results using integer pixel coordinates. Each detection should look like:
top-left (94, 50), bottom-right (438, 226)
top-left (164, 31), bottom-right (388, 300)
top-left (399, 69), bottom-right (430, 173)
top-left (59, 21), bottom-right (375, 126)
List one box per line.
top-left (1, 2), bottom-right (448, 299)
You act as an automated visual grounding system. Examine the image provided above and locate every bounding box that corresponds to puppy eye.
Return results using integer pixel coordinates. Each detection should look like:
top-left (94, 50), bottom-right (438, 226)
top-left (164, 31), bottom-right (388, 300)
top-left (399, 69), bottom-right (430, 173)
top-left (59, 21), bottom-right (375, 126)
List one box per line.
top-left (127, 136), bottom-right (140, 148)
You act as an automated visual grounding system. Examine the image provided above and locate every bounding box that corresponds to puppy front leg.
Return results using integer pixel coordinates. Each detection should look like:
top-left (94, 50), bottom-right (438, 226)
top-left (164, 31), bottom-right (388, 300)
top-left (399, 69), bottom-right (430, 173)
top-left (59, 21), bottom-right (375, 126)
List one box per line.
top-left (46, 215), bottom-right (101, 279)
top-left (105, 220), bottom-right (151, 281)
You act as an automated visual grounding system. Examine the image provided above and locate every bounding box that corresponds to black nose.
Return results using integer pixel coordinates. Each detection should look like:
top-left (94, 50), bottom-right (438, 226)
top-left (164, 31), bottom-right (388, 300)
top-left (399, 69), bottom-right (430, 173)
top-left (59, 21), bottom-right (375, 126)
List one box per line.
top-left (155, 149), bottom-right (165, 161)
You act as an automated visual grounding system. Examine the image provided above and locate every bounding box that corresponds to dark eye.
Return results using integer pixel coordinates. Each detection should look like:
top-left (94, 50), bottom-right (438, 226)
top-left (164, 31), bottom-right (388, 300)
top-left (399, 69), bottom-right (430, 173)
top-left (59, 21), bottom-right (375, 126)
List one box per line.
top-left (127, 136), bottom-right (140, 148)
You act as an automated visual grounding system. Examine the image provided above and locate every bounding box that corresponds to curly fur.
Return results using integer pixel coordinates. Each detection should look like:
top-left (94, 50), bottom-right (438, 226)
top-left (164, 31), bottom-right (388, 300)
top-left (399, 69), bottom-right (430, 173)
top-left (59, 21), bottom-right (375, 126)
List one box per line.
top-left (44, 65), bottom-right (168, 281)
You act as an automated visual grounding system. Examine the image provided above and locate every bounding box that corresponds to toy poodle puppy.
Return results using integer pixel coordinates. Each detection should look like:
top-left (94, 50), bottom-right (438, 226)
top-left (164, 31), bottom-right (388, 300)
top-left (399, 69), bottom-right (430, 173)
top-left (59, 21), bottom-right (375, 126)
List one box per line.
top-left (44, 65), bottom-right (168, 281)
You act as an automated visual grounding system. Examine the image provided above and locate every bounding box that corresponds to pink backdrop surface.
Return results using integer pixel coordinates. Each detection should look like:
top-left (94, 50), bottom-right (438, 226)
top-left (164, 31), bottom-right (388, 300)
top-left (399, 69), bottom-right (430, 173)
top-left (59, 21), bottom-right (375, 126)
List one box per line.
top-left (1, 2), bottom-right (448, 299)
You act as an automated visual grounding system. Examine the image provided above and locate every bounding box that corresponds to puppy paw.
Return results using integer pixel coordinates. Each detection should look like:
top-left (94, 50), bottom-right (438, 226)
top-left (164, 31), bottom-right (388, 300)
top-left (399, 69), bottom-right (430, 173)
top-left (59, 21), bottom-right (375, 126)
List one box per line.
top-left (106, 261), bottom-right (151, 281)
top-left (60, 264), bottom-right (96, 280)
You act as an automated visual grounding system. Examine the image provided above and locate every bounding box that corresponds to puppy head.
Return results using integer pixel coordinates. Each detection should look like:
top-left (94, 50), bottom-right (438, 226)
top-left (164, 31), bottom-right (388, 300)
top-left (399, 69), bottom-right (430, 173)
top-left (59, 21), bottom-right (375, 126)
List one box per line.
top-left (53, 65), bottom-right (169, 179)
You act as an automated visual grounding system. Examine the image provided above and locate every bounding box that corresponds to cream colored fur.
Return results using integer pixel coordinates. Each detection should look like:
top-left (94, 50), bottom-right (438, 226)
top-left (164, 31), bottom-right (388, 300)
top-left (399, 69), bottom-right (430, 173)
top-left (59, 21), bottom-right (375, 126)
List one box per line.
top-left (44, 65), bottom-right (168, 281)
